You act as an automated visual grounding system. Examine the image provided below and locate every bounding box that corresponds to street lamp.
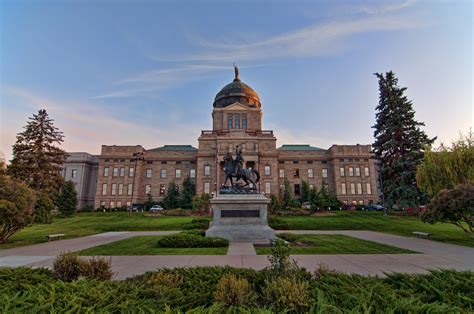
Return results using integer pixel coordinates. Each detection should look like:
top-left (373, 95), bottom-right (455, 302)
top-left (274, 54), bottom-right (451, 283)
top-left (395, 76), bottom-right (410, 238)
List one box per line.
top-left (129, 151), bottom-right (144, 215)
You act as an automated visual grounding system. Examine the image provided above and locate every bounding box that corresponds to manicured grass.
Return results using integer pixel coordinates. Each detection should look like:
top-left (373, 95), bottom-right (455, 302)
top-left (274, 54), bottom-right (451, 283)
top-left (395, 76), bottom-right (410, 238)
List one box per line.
top-left (78, 236), bottom-right (228, 255)
top-left (277, 211), bottom-right (474, 247)
top-left (255, 234), bottom-right (417, 255)
top-left (1, 212), bottom-right (192, 249)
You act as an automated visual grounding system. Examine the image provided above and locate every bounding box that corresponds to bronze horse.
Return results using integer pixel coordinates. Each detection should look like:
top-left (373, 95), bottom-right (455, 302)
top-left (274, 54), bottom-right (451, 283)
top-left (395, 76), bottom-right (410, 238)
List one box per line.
top-left (222, 152), bottom-right (260, 191)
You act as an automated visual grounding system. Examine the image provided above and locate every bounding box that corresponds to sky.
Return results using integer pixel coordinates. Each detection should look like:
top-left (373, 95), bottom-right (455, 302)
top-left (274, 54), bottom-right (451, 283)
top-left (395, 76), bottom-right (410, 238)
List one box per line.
top-left (0, 0), bottom-right (472, 162)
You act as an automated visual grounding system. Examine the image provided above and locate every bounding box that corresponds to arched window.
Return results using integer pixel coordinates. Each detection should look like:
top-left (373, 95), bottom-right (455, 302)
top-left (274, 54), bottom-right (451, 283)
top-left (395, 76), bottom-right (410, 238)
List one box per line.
top-left (235, 114), bottom-right (240, 129)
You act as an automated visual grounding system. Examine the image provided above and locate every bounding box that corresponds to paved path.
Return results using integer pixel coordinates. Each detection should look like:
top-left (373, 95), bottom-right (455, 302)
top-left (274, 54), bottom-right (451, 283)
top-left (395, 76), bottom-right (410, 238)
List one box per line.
top-left (1, 230), bottom-right (473, 280)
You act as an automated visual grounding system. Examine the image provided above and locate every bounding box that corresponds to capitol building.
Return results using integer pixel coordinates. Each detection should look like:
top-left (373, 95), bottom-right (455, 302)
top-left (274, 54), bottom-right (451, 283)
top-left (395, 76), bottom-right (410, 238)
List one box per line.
top-left (62, 69), bottom-right (380, 209)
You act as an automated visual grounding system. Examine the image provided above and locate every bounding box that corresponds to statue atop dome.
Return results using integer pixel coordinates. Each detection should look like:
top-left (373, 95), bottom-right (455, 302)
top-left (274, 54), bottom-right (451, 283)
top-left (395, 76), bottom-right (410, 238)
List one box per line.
top-left (233, 63), bottom-right (240, 81)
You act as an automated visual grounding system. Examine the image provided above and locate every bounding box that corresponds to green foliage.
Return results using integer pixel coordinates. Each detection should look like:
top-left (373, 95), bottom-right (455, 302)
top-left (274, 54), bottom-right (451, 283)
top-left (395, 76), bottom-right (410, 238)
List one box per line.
top-left (52, 252), bottom-right (84, 281)
top-left (81, 204), bottom-right (94, 212)
top-left (183, 217), bottom-right (211, 230)
top-left (268, 195), bottom-right (281, 212)
top-left (267, 239), bottom-right (305, 280)
top-left (300, 181), bottom-right (311, 203)
top-left (422, 184), bottom-right (474, 233)
top-left (81, 256), bottom-right (114, 280)
top-left (417, 130), bottom-right (474, 196)
top-left (145, 193), bottom-right (154, 210)
top-left (157, 232), bottom-right (228, 248)
top-left (57, 180), bottom-right (78, 217)
top-left (147, 270), bottom-right (183, 288)
top-left (192, 193), bottom-right (211, 210)
top-left (310, 185), bottom-right (342, 210)
top-left (181, 176), bottom-right (196, 209)
top-left (280, 178), bottom-right (294, 210)
top-left (277, 233), bottom-right (301, 243)
top-left (267, 217), bottom-right (290, 230)
top-left (214, 273), bottom-right (255, 307)
top-left (262, 277), bottom-right (311, 313)
top-left (372, 71), bottom-right (436, 208)
top-left (34, 192), bottom-right (54, 224)
top-left (0, 174), bottom-right (35, 243)
top-left (7, 109), bottom-right (67, 199)
top-left (163, 181), bottom-right (180, 209)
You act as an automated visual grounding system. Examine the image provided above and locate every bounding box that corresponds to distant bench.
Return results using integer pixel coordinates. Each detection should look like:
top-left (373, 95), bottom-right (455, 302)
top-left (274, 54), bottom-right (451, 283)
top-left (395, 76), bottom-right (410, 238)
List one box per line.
top-left (412, 231), bottom-right (433, 239)
top-left (46, 233), bottom-right (65, 242)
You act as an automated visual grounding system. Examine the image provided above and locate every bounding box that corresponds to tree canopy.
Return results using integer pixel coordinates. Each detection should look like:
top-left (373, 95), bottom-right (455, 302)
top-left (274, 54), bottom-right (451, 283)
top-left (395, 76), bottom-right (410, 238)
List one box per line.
top-left (372, 71), bottom-right (436, 208)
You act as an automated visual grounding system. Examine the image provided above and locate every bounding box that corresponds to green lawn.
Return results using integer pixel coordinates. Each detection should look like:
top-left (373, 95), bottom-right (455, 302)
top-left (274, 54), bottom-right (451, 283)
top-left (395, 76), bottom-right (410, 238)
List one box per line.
top-left (1, 212), bottom-right (192, 249)
top-left (78, 236), bottom-right (228, 255)
top-left (255, 234), bottom-right (416, 254)
top-left (277, 211), bottom-right (474, 247)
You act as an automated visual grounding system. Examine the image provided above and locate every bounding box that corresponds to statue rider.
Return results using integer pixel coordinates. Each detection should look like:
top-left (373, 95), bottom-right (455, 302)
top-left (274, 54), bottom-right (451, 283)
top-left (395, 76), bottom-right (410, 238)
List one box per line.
top-left (233, 144), bottom-right (244, 177)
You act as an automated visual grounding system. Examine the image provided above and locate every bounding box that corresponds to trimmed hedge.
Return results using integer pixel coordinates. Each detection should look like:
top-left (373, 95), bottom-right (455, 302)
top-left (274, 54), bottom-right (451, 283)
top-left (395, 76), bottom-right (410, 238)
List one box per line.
top-left (157, 232), bottom-right (228, 248)
top-left (183, 217), bottom-right (211, 230)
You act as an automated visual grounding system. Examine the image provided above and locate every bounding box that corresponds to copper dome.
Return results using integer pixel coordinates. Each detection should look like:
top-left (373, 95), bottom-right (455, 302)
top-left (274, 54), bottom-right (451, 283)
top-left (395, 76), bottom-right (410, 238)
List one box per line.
top-left (213, 68), bottom-right (261, 108)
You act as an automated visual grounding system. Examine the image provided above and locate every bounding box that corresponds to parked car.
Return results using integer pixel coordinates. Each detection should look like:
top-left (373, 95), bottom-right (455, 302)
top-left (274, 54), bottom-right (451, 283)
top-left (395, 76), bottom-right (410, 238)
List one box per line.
top-left (149, 205), bottom-right (164, 212)
top-left (131, 204), bottom-right (143, 212)
top-left (301, 202), bottom-right (312, 210)
top-left (365, 204), bottom-right (385, 211)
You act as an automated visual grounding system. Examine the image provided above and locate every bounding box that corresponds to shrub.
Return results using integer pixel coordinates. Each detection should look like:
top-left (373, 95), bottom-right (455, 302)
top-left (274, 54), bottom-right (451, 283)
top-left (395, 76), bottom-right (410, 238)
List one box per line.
top-left (267, 217), bottom-right (289, 230)
top-left (157, 233), bottom-right (228, 248)
top-left (262, 277), bottom-right (310, 312)
top-left (162, 208), bottom-right (191, 216)
top-left (33, 192), bottom-right (54, 224)
top-left (52, 252), bottom-right (84, 281)
top-left (147, 270), bottom-right (183, 288)
top-left (214, 273), bottom-right (255, 307)
top-left (266, 239), bottom-right (307, 281)
top-left (183, 217), bottom-right (211, 230)
top-left (81, 256), bottom-right (114, 280)
top-left (81, 204), bottom-right (94, 212)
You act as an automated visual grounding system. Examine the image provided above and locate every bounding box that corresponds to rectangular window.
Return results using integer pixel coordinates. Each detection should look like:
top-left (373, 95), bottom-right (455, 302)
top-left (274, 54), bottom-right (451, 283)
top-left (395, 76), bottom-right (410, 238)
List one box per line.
top-left (242, 115), bottom-right (247, 129)
top-left (102, 183), bottom-right (107, 195)
top-left (279, 169), bottom-right (285, 178)
top-left (357, 183), bottom-right (362, 195)
top-left (341, 183), bottom-right (347, 195)
top-left (265, 182), bottom-right (271, 194)
top-left (340, 167), bottom-right (345, 177)
top-left (308, 169), bottom-right (314, 178)
top-left (161, 169), bottom-right (167, 178)
top-left (146, 169), bottom-right (152, 178)
top-left (264, 165), bottom-right (271, 176)
top-left (293, 169), bottom-right (299, 178)
top-left (109, 201), bottom-right (115, 208)
top-left (129, 167), bottom-right (134, 177)
top-left (322, 168), bottom-right (328, 178)
top-left (350, 183), bottom-right (355, 195)
top-left (104, 167), bottom-right (109, 177)
top-left (355, 167), bottom-right (361, 176)
top-left (349, 167), bottom-right (354, 177)
top-left (204, 182), bottom-right (210, 194)
top-left (127, 183), bottom-right (133, 196)
top-left (160, 184), bottom-right (166, 196)
top-left (118, 183), bottom-right (123, 195)
top-left (228, 116), bottom-right (233, 129)
top-left (175, 169), bottom-right (181, 179)
top-left (120, 167), bottom-right (125, 177)
top-left (111, 183), bottom-right (117, 195)
top-left (100, 201), bottom-right (106, 207)
top-left (204, 165), bottom-right (211, 176)
top-left (71, 169), bottom-right (77, 178)
top-left (145, 184), bottom-right (151, 195)
top-left (366, 183), bottom-right (372, 195)
top-left (117, 201), bottom-right (122, 208)
top-left (190, 169), bottom-right (196, 178)
top-left (364, 167), bottom-right (370, 177)
top-left (113, 167), bottom-right (118, 177)
top-left (235, 114), bottom-right (240, 129)
top-left (294, 184), bottom-right (301, 196)
top-left (126, 201), bottom-right (131, 208)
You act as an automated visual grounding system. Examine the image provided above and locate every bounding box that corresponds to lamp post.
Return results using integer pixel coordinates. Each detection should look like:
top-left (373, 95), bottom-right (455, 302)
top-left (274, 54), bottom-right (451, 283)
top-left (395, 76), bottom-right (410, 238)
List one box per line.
top-left (129, 151), bottom-right (144, 215)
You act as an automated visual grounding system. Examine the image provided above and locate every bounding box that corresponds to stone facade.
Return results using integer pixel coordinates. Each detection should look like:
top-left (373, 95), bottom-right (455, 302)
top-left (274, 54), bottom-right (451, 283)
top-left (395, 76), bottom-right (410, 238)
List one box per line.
top-left (92, 71), bottom-right (380, 209)
top-left (62, 152), bottom-right (99, 209)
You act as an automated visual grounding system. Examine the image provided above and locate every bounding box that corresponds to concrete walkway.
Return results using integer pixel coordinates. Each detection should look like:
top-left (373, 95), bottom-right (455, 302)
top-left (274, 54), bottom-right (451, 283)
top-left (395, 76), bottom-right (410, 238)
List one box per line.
top-left (1, 230), bottom-right (473, 280)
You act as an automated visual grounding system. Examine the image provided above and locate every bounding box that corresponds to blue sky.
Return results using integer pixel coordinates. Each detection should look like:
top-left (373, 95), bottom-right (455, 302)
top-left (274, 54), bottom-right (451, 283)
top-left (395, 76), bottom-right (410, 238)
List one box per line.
top-left (1, 0), bottom-right (472, 161)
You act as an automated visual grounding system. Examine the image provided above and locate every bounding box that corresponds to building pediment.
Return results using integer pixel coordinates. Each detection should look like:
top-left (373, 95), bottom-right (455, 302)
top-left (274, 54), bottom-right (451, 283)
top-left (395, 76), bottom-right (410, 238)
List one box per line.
top-left (215, 102), bottom-right (260, 112)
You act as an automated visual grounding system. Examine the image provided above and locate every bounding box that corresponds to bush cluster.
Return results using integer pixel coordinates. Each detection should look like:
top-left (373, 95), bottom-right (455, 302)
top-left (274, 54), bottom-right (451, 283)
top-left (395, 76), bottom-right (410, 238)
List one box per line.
top-left (268, 216), bottom-right (290, 230)
top-left (183, 217), bottom-right (211, 230)
top-left (52, 252), bottom-right (113, 281)
top-left (157, 232), bottom-right (228, 248)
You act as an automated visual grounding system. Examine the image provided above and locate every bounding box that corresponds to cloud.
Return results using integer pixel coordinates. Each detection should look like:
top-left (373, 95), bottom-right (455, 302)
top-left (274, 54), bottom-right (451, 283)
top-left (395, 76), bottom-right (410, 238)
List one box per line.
top-left (355, 0), bottom-right (416, 15)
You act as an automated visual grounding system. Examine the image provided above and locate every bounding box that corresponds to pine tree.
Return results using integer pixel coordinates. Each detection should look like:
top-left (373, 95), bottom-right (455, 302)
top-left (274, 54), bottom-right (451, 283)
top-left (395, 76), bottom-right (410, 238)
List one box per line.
top-left (57, 181), bottom-right (78, 216)
top-left (8, 109), bottom-right (67, 199)
top-left (180, 176), bottom-right (196, 209)
top-left (300, 181), bottom-right (311, 203)
top-left (163, 181), bottom-right (180, 209)
top-left (34, 192), bottom-right (54, 224)
top-left (373, 71), bottom-right (436, 208)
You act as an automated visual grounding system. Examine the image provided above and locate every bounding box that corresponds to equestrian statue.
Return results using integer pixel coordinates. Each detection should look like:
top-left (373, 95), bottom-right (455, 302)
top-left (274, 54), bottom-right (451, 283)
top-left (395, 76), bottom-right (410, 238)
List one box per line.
top-left (221, 144), bottom-right (260, 193)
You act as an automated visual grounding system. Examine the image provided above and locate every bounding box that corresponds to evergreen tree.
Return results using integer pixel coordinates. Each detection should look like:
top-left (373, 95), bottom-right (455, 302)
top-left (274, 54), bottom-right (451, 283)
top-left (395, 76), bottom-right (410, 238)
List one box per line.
top-left (372, 71), bottom-right (436, 208)
top-left (180, 176), bottom-right (196, 209)
top-left (280, 178), bottom-right (293, 209)
top-left (300, 181), bottom-right (311, 203)
top-left (8, 109), bottom-right (67, 199)
top-left (163, 181), bottom-right (180, 209)
top-left (34, 192), bottom-right (54, 224)
top-left (145, 193), bottom-right (154, 210)
top-left (57, 181), bottom-right (78, 216)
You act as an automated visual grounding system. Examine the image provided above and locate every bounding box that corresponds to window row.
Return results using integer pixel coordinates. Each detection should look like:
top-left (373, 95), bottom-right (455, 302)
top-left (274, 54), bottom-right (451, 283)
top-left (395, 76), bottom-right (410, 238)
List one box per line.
top-left (100, 200), bottom-right (132, 208)
top-left (339, 167), bottom-right (369, 177)
top-left (340, 183), bottom-right (372, 195)
top-left (102, 183), bottom-right (134, 196)
top-left (278, 168), bottom-right (327, 179)
top-left (144, 169), bottom-right (196, 179)
top-left (104, 166), bottom-right (134, 177)
top-left (227, 113), bottom-right (248, 129)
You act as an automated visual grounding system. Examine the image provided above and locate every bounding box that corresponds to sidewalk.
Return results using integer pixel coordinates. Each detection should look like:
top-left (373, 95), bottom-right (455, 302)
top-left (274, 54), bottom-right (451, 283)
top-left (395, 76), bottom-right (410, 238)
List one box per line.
top-left (1, 230), bottom-right (473, 280)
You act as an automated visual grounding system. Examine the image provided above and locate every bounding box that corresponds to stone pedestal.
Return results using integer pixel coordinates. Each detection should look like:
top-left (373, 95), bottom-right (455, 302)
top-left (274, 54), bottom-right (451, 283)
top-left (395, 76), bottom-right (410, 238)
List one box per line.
top-left (205, 194), bottom-right (275, 242)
